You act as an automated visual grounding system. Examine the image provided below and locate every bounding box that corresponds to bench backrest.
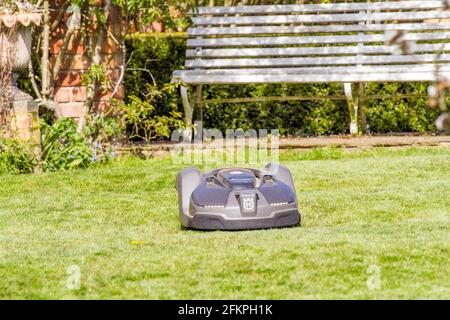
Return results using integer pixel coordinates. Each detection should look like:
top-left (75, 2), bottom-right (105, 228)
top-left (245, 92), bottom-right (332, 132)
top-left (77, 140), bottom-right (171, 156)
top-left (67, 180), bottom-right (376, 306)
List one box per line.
top-left (183, 1), bottom-right (450, 83)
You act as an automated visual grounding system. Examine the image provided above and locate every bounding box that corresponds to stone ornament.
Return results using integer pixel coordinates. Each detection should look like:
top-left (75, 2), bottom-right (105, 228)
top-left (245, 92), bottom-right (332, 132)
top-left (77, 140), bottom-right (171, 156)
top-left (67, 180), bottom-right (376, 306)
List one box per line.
top-left (0, 13), bottom-right (41, 70)
top-left (0, 12), bottom-right (41, 27)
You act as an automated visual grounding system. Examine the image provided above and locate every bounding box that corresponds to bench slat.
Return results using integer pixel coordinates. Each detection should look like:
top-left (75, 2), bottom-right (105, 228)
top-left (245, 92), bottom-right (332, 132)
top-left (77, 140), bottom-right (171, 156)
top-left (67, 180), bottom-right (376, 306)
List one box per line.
top-left (188, 23), bottom-right (450, 37)
top-left (191, 1), bottom-right (444, 15)
top-left (185, 54), bottom-right (450, 69)
top-left (174, 64), bottom-right (450, 77)
top-left (192, 11), bottom-right (450, 26)
top-left (187, 32), bottom-right (450, 47)
top-left (187, 43), bottom-right (450, 58)
top-left (174, 72), bottom-right (447, 84)
top-left (176, 2), bottom-right (450, 87)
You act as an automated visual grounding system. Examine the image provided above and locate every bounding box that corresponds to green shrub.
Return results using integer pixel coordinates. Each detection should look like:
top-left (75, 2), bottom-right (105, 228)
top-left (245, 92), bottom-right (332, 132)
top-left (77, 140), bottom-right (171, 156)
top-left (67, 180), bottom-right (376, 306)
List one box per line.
top-left (125, 34), bottom-right (186, 115)
top-left (113, 83), bottom-right (184, 141)
top-left (0, 134), bottom-right (38, 175)
top-left (202, 83), bottom-right (349, 136)
top-left (364, 83), bottom-right (440, 133)
top-left (125, 34), bottom-right (440, 136)
top-left (40, 118), bottom-right (112, 172)
top-left (0, 117), bottom-right (119, 176)
top-left (83, 114), bottom-right (122, 146)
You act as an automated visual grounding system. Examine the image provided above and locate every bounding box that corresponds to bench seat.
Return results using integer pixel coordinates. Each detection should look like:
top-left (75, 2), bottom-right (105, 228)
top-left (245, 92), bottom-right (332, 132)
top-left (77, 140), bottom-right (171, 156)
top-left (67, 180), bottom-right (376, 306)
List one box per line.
top-left (174, 64), bottom-right (450, 84)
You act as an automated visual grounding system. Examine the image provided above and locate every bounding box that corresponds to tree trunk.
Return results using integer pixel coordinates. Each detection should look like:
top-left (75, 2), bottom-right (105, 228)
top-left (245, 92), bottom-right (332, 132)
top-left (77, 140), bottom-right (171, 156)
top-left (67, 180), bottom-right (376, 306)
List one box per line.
top-left (79, 0), bottom-right (112, 132)
top-left (41, 1), bottom-right (50, 101)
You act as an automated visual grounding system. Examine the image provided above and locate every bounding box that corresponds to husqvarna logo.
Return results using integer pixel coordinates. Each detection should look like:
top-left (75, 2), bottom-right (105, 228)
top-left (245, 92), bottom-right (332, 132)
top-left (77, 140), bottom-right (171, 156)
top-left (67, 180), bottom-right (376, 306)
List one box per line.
top-left (243, 197), bottom-right (255, 211)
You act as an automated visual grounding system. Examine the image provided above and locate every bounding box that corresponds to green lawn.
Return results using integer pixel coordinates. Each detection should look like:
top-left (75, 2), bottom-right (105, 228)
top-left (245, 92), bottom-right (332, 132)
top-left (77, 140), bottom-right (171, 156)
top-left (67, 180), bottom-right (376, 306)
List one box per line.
top-left (0, 147), bottom-right (449, 299)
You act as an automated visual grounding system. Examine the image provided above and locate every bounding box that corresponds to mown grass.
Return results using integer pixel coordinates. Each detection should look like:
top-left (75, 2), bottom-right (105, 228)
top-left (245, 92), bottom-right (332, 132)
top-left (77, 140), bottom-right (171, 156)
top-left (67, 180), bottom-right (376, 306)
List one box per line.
top-left (0, 147), bottom-right (449, 299)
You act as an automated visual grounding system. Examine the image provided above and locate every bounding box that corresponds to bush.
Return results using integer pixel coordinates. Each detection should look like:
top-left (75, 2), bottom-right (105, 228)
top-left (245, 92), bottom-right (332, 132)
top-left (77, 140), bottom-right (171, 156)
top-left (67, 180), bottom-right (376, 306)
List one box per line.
top-left (114, 83), bottom-right (184, 142)
top-left (364, 83), bottom-right (440, 133)
top-left (202, 83), bottom-right (349, 136)
top-left (0, 117), bottom-right (119, 176)
top-left (0, 134), bottom-right (38, 175)
top-left (40, 118), bottom-right (114, 172)
top-left (82, 114), bottom-right (122, 147)
top-left (125, 34), bottom-right (440, 136)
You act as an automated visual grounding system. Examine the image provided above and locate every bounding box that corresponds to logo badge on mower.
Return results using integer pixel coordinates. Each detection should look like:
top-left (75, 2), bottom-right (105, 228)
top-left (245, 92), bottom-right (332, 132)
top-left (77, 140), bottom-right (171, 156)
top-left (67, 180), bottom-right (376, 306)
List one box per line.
top-left (243, 197), bottom-right (255, 211)
top-left (239, 193), bottom-right (257, 215)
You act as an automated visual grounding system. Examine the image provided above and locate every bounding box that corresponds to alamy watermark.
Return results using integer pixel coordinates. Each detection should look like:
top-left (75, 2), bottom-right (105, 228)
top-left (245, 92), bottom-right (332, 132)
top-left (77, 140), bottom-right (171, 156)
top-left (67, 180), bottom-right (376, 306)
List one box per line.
top-left (366, 263), bottom-right (382, 291)
top-left (170, 121), bottom-right (279, 167)
top-left (66, 264), bottom-right (81, 290)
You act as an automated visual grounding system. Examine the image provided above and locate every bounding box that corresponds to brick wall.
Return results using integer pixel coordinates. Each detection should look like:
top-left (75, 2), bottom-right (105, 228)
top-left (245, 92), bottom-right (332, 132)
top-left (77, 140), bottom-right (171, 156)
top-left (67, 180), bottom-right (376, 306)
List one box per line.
top-left (51, 1), bottom-right (124, 119)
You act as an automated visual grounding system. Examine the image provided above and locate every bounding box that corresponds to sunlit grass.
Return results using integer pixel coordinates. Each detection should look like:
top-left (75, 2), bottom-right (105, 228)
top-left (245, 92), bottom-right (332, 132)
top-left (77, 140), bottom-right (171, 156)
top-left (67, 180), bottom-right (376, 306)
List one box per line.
top-left (0, 147), bottom-right (449, 299)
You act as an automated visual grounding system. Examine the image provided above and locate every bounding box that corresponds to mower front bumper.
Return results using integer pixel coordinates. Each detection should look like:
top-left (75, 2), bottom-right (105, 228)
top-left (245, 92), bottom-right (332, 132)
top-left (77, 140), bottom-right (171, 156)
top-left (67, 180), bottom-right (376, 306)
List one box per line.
top-left (188, 209), bottom-right (300, 231)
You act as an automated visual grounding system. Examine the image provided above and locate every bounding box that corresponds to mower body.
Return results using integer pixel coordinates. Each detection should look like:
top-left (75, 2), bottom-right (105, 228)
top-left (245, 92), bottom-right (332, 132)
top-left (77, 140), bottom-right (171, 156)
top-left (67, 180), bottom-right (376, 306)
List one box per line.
top-left (176, 163), bottom-right (301, 230)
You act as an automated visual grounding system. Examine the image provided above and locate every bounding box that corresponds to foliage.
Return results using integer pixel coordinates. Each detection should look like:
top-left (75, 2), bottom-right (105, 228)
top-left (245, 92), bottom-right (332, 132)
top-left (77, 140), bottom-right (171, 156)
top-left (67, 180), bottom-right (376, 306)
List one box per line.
top-left (0, 116), bottom-right (120, 175)
top-left (40, 118), bottom-right (93, 171)
top-left (0, 0), bottom-right (37, 13)
top-left (0, 133), bottom-right (38, 174)
top-left (125, 34), bottom-right (441, 136)
top-left (82, 114), bottom-right (122, 146)
top-left (364, 83), bottom-right (441, 133)
top-left (5, 0), bottom-right (192, 129)
top-left (113, 0), bottom-right (191, 30)
top-left (113, 83), bottom-right (184, 142)
top-left (125, 33), bottom-right (186, 103)
top-left (81, 64), bottom-right (111, 94)
top-left (40, 118), bottom-right (114, 172)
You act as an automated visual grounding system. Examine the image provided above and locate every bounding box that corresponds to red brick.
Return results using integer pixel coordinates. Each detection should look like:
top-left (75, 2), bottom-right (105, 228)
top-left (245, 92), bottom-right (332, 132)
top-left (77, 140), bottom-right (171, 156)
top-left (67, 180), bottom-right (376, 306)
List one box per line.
top-left (50, 34), bottom-right (85, 55)
top-left (50, 34), bottom-right (120, 55)
top-left (92, 100), bottom-right (121, 116)
top-left (108, 68), bottom-right (122, 81)
top-left (55, 86), bottom-right (87, 103)
top-left (55, 68), bottom-right (122, 88)
top-left (111, 85), bottom-right (125, 100)
top-left (55, 84), bottom-right (124, 105)
top-left (94, 101), bottom-right (110, 113)
top-left (96, 85), bottom-right (125, 101)
top-left (57, 102), bottom-right (85, 118)
top-left (50, 53), bottom-right (122, 71)
top-left (151, 22), bottom-right (165, 33)
top-left (55, 71), bottom-right (83, 87)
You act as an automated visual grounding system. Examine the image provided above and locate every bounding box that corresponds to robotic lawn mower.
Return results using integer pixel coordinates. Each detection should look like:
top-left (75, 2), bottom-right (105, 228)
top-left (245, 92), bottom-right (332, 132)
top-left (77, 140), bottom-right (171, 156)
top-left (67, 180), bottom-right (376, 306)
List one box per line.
top-left (176, 163), bottom-right (301, 230)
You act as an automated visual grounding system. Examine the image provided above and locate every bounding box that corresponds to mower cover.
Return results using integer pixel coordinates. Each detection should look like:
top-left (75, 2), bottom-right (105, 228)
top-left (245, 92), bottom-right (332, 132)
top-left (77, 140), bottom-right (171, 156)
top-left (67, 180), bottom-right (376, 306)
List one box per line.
top-left (176, 163), bottom-right (301, 230)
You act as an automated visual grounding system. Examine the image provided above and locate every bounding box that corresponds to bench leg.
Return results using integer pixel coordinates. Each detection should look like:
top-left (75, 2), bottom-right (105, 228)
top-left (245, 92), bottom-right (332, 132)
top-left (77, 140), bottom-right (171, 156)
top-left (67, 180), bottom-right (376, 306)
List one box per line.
top-left (344, 82), bottom-right (364, 135)
top-left (180, 85), bottom-right (193, 127)
top-left (358, 83), bottom-right (367, 135)
top-left (194, 85), bottom-right (203, 122)
top-left (180, 85), bottom-right (194, 141)
top-left (181, 85), bottom-right (204, 123)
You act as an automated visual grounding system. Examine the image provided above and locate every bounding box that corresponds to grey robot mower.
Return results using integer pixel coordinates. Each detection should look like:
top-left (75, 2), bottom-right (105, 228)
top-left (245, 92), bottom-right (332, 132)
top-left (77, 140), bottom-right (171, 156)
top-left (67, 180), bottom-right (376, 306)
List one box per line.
top-left (176, 163), bottom-right (301, 230)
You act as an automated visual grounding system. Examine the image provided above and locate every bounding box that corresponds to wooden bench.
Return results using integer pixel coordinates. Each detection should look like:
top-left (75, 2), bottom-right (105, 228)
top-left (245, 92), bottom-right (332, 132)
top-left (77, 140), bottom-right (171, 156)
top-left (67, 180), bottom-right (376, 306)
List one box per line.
top-left (173, 0), bottom-right (450, 134)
